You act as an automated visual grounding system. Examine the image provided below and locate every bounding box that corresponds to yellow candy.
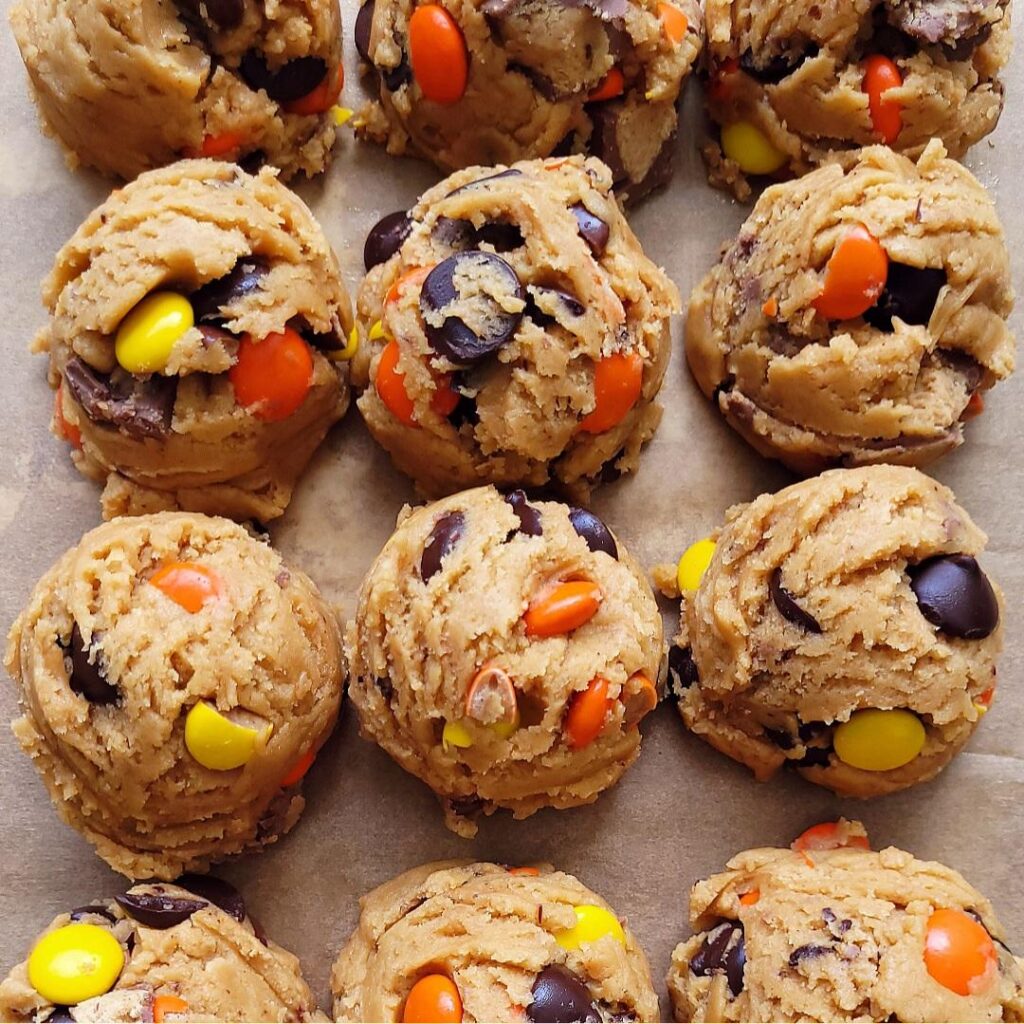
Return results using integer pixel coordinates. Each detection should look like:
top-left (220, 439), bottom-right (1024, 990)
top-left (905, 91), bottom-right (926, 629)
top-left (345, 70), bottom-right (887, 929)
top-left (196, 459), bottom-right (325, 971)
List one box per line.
top-left (442, 720), bottom-right (473, 751)
top-left (329, 326), bottom-right (360, 362)
top-left (677, 537), bottom-right (717, 593)
top-left (115, 292), bottom-right (194, 374)
top-left (369, 320), bottom-right (387, 341)
top-left (721, 122), bottom-right (787, 176)
top-left (184, 701), bottom-right (270, 771)
top-left (331, 105), bottom-right (354, 126)
top-left (556, 905), bottom-right (626, 950)
top-left (833, 709), bottom-right (925, 772)
top-left (28, 924), bottom-right (124, 1005)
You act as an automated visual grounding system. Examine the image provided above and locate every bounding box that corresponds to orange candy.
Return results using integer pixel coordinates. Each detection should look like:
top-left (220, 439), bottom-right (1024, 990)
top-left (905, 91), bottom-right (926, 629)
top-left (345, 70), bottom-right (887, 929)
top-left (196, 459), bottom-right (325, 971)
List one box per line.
top-left (792, 820), bottom-right (871, 853)
top-left (924, 908), bottom-right (997, 996)
top-left (192, 130), bottom-right (247, 158)
top-left (978, 685), bottom-right (995, 707)
top-left (375, 339), bottom-right (459, 427)
top-left (862, 55), bottom-right (903, 145)
top-left (589, 66), bottom-right (625, 102)
top-left (409, 5), bottom-right (468, 105)
top-left (580, 352), bottom-right (643, 433)
top-left (508, 866), bottom-right (540, 877)
top-left (153, 995), bottom-right (189, 1023)
top-left (964, 392), bottom-right (986, 419)
top-left (812, 225), bottom-right (889, 321)
top-left (280, 748), bottom-right (316, 788)
top-left (149, 562), bottom-right (224, 613)
top-left (708, 57), bottom-right (739, 102)
top-left (403, 974), bottom-right (463, 1023)
top-left (739, 889), bottom-right (760, 906)
top-left (565, 675), bottom-right (614, 750)
top-left (229, 327), bottom-right (314, 422)
top-left (524, 580), bottom-right (602, 637)
top-left (658, 2), bottom-right (688, 45)
top-left (387, 266), bottom-right (432, 306)
top-left (54, 384), bottom-right (82, 450)
top-left (284, 62), bottom-right (344, 115)
top-left (622, 672), bottom-right (658, 727)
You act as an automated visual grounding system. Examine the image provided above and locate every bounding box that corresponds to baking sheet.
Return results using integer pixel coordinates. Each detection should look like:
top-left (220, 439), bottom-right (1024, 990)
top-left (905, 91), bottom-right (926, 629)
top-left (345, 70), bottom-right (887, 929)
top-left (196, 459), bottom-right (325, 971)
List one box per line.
top-left (1, 4), bottom-right (1023, 1017)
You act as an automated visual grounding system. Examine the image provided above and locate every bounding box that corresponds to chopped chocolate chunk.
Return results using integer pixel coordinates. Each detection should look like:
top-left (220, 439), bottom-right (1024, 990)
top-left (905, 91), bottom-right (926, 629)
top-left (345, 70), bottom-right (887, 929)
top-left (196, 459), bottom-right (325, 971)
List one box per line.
top-left (64, 356), bottom-right (176, 441)
top-left (690, 922), bottom-right (746, 997)
top-left (506, 490), bottom-right (544, 536)
top-left (66, 623), bottom-right (119, 705)
top-left (175, 874), bottom-right (246, 921)
top-left (115, 891), bottom-right (206, 928)
top-left (667, 645), bottom-right (699, 696)
top-left (864, 263), bottom-right (947, 332)
top-left (740, 44), bottom-right (818, 84)
top-left (240, 52), bottom-right (328, 103)
top-left (789, 944), bottom-right (833, 966)
top-left (420, 511), bottom-right (466, 581)
top-left (770, 568), bottom-right (822, 633)
top-left (571, 204), bottom-right (610, 256)
top-left (191, 257), bottom-right (268, 323)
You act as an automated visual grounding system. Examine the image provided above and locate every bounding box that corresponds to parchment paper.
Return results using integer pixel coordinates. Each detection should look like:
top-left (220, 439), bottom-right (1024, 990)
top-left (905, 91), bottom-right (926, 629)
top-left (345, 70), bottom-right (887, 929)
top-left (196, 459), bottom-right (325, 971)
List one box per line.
top-left (1, 6), bottom-right (1022, 1018)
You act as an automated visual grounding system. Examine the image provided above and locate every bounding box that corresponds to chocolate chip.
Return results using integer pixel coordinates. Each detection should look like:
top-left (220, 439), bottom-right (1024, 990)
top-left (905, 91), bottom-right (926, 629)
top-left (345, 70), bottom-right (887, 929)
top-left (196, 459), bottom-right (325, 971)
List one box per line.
top-left (797, 746), bottom-right (832, 768)
top-left (175, 874), bottom-right (246, 921)
top-left (568, 507), bottom-right (617, 559)
top-left (70, 904), bottom-right (116, 923)
top-left (240, 52), bottom-right (328, 103)
top-left (764, 727), bottom-right (794, 750)
top-left (506, 490), bottom-right (543, 536)
top-left (64, 356), bottom-right (176, 441)
top-left (527, 965), bottom-right (600, 1023)
top-left (448, 390), bottom-right (479, 429)
top-left (191, 258), bottom-right (268, 323)
top-left (205, 0), bottom-right (244, 29)
top-left (667, 645), bottom-right (699, 696)
top-left (788, 944), bottom-right (832, 967)
top-left (447, 794), bottom-right (485, 817)
top-left (66, 623), bottom-right (119, 705)
top-left (45, 1009), bottom-right (74, 1023)
top-left (525, 287), bottom-right (585, 328)
top-left (374, 676), bottom-right (394, 700)
top-left (115, 891), bottom-right (206, 928)
top-left (908, 554), bottom-right (999, 639)
top-left (196, 324), bottom-right (235, 349)
top-left (420, 510), bottom-right (466, 581)
top-left (571, 204), bottom-right (610, 256)
top-left (475, 221), bottom-right (525, 252)
top-left (382, 56), bottom-right (411, 91)
top-left (864, 263), bottom-right (947, 333)
top-left (770, 568), bottom-right (822, 634)
top-left (420, 251), bottom-right (524, 364)
top-left (364, 211), bottom-right (412, 271)
top-left (355, 0), bottom-right (375, 61)
top-left (238, 149), bottom-right (267, 173)
top-left (446, 168), bottom-right (523, 197)
top-left (798, 720), bottom-right (826, 741)
top-left (739, 44), bottom-right (818, 84)
top-left (690, 922), bottom-right (745, 997)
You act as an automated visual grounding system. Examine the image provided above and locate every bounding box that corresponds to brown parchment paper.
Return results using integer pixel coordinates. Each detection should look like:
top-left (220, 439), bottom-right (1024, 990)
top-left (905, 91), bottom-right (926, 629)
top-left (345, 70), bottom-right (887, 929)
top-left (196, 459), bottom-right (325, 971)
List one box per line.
top-left (1, 4), bottom-right (1022, 1018)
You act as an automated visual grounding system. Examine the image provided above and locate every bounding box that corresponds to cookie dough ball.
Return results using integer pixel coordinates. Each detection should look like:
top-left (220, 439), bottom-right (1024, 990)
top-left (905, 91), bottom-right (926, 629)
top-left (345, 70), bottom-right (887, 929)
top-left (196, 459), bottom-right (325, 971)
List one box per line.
top-left (0, 877), bottom-right (324, 1022)
top-left (39, 159), bottom-right (353, 522)
top-left (347, 485), bottom-right (663, 836)
top-left (687, 143), bottom-right (1015, 475)
top-left (352, 157), bottom-right (680, 499)
top-left (332, 861), bottom-right (659, 1022)
top-left (667, 466), bottom-right (1002, 798)
top-left (701, 0), bottom-right (1011, 198)
top-left (5, 512), bottom-right (343, 879)
top-left (354, 0), bottom-right (703, 202)
top-left (10, 0), bottom-right (343, 180)
top-left (667, 824), bottom-right (1024, 1023)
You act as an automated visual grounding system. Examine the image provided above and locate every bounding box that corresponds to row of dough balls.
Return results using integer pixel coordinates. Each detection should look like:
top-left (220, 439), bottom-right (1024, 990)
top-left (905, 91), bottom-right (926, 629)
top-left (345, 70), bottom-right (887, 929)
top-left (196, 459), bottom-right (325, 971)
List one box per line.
top-left (9, 0), bottom-right (1011, 200)
top-left (31, 143), bottom-right (1016, 522)
top-left (2, 841), bottom-right (1023, 1023)
top-left (5, 466), bottom-right (1002, 877)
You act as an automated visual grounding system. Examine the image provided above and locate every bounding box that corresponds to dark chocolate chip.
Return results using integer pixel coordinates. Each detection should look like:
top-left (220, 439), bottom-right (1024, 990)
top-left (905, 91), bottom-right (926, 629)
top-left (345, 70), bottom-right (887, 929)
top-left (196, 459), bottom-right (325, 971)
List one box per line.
top-left (420, 251), bottom-right (524, 364)
top-left (238, 149), bottom-right (267, 173)
top-left (739, 44), bottom-right (818, 84)
top-left (447, 794), bottom-right (485, 817)
top-left (690, 922), bottom-right (745, 997)
top-left (864, 263), bottom-right (947, 333)
top-left (420, 510), bottom-right (466, 581)
top-left (571, 204), bottom-right (610, 256)
top-left (446, 168), bottom-right (523, 197)
top-left (196, 324), bottom-right (236, 348)
top-left (45, 1009), bottom-right (74, 1023)
top-left (382, 56), bottom-right (412, 91)
top-left (115, 891), bottom-right (207, 928)
top-left (798, 720), bottom-right (827, 741)
top-left (474, 221), bottom-right (525, 252)
top-left (667, 645), bottom-right (699, 696)
top-left (448, 390), bottom-right (479, 429)
top-left (191, 257), bottom-right (268, 323)
top-left (70, 904), bottom-right (116, 923)
top-left (67, 623), bottom-right (119, 705)
top-left (587, 104), bottom-right (628, 186)
top-left (205, 0), bottom-right (244, 29)
top-left (527, 965), bottom-right (600, 1023)
top-left (726, 931), bottom-right (747, 997)
top-left (797, 746), bottom-right (832, 768)
top-left (364, 211), bottom-right (412, 271)
top-left (770, 568), bottom-right (822, 634)
top-left (908, 554), bottom-right (999, 639)
top-left (764, 727), bottom-right (794, 750)
top-left (568, 507), bottom-right (617, 559)
top-left (374, 676), bottom-right (394, 701)
top-left (506, 490), bottom-right (544, 536)
top-left (788, 944), bottom-right (832, 967)
top-left (525, 287), bottom-right (585, 328)
top-left (175, 874), bottom-right (246, 921)
top-left (240, 52), bottom-right (328, 103)
top-left (64, 356), bottom-right (176, 441)
top-left (355, 0), bottom-right (375, 61)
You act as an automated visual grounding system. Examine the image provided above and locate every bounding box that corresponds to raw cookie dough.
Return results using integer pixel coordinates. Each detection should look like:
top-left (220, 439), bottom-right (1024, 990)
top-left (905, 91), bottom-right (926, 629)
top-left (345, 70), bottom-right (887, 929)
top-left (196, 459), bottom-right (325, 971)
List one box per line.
top-left (667, 826), bottom-right (1024, 1023)
top-left (0, 877), bottom-right (325, 1022)
top-left (687, 143), bottom-right (1015, 475)
top-left (38, 159), bottom-right (353, 523)
top-left (347, 485), bottom-right (663, 836)
top-left (352, 157), bottom-right (680, 500)
top-left (331, 861), bottom-right (660, 1022)
top-left (5, 512), bottom-right (343, 879)
top-left (354, 0), bottom-right (703, 203)
top-left (665, 466), bottom-right (1002, 798)
top-left (10, 0), bottom-right (343, 181)
top-left (701, 0), bottom-right (1011, 198)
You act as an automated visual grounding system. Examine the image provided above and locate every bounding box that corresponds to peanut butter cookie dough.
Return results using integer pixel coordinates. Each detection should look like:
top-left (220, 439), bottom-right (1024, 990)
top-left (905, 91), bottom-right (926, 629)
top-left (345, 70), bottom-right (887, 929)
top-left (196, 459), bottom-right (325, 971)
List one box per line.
top-left (687, 144), bottom-right (1015, 475)
top-left (353, 0), bottom-right (703, 203)
top-left (667, 823), bottom-right (1024, 1023)
top-left (0, 877), bottom-right (325, 1022)
top-left (10, 0), bottom-right (343, 181)
top-left (5, 512), bottom-right (343, 879)
top-left (38, 159), bottom-right (353, 523)
top-left (701, 0), bottom-right (1011, 198)
top-left (331, 861), bottom-right (659, 1023)
top-left (660, 466), bottom-right (1002, 799)
top-left (347, 485), bottom-right (662, 837)
top-left (352, 157), bottom-right (680, 500)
